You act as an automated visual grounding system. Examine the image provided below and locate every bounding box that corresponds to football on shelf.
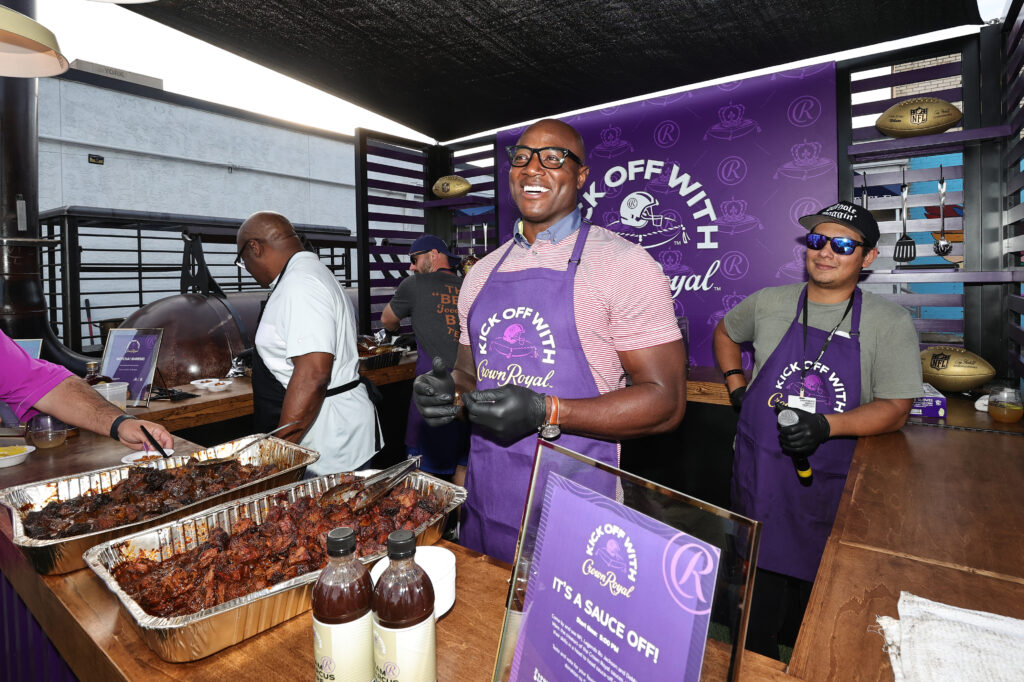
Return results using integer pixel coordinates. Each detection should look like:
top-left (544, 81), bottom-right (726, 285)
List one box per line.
top-left (920, 346), bottom-right (995, 393)
top-left (875, 97), bottom-right (963, 138)
top-left (431, 175), bottom-right (471, 199)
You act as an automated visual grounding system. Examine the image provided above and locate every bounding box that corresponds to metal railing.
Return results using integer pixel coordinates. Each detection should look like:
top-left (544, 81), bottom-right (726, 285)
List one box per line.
top-left (39, 206), bottom-right (356, 353)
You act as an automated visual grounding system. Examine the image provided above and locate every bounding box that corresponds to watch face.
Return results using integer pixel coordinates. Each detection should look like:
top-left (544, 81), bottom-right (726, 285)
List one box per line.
top-left (540, 424), bottom-right (561, 440)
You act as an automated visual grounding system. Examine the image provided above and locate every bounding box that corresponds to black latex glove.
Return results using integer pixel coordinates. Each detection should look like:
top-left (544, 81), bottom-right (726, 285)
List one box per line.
top-left (463, 385), bottom-right (546, 442)
top-left (729, 386), bottom-right (746, 411)
top-left (777, 407), bottom-right (830, 456)
top-left (412, 356), bottom-right (459, 426)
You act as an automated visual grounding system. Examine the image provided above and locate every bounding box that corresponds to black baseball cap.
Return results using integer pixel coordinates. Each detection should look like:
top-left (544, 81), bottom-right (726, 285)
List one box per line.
top-left (798, 200), bottom-right (880, 249)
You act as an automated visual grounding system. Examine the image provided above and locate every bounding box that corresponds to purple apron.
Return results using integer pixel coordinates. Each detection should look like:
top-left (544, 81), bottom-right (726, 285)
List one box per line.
top-left (462, 224), bottom-right (618, 563)
top-left (732, 287), bottom-right (862, 582)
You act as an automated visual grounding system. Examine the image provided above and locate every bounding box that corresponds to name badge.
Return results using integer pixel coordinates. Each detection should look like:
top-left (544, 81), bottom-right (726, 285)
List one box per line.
top-left (833, 330), bottom-right (851, 339)
top-left (788, 395), bottom-right (817, 413)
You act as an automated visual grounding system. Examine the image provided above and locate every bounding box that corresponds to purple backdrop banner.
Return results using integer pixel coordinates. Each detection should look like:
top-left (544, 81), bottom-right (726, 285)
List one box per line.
top-left (497, 63), bottom-right (837, 367)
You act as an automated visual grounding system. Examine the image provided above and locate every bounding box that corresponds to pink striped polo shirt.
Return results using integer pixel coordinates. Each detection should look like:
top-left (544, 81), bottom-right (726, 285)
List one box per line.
top-left (458, 220), bottom-right (681, 395)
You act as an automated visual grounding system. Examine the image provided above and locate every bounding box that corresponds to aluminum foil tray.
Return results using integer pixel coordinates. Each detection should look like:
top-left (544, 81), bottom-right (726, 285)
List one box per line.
top-left (83, 471), bottom-right (465, 662)
top-left (0, 435), bottom-right (319, 575)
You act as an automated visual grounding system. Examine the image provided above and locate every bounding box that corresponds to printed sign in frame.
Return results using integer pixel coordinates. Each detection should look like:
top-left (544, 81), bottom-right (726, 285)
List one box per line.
top-left (100, 328), bottom-right (163, 408)
top-left (493, 439), bottom-right (761, 682)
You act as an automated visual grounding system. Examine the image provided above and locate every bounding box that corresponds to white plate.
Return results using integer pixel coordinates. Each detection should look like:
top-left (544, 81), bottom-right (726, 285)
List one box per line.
top-left (206, 380), bottom-right (232, 392)
top-left (0, 444), bottom-right (36, 468)
top-left (190, 379), bottom-right (217, 390)
top-left (370, 546), bottom-right (456, 619)
top-left (121, 449), bottom-right (174, 464)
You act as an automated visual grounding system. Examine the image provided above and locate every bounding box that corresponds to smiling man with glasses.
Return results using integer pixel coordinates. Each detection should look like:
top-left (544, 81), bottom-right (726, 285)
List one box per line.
top-left (712, 199), bottom-right (922, 660)
top-left (409, 118), bottom-right (687, 564)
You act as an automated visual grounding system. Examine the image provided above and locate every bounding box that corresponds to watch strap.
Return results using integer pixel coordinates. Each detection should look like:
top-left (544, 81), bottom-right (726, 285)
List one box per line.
top-left (109, 414), bottom-right (137, 440)
top-left (723, 369), bottom-right (744, 379)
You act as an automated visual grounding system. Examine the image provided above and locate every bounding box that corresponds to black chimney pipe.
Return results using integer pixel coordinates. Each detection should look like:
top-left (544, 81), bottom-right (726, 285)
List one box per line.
top-left (0, 0), bottom-right (88, 373)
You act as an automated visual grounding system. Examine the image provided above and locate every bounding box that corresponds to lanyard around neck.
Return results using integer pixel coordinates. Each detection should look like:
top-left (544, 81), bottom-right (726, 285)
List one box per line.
top-left (800, 292), bottom-right (853, 397)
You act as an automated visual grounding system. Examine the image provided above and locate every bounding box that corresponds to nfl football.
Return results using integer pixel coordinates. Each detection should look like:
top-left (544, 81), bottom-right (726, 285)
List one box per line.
top-left (431, 175), bottom-right (472, 199)
top-left (920, 346), bottom-right (995, 392)
top-left (875, 98), bottom-right (963, 138)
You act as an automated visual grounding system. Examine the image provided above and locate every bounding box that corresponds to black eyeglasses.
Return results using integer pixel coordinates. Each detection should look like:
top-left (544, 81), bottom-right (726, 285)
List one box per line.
top-left (806, 232), bottom-right (864, 256)
top-left (506, 145), bottom-right (584, 169)
top-left (234, 239), bottom-right (254, 267)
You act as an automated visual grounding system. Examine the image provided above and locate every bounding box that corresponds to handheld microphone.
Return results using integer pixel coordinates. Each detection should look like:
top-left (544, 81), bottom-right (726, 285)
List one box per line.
top-left (778, 409), bottom-right (813, 487)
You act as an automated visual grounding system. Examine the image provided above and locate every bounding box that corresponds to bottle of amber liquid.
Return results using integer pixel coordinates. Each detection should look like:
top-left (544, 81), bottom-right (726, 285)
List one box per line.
top-left (372, 530), bottom-right (435, 682)
top-left (313, 527), bottom-right (374, 682)
top-left (83, 361), bottom-right (113, 385)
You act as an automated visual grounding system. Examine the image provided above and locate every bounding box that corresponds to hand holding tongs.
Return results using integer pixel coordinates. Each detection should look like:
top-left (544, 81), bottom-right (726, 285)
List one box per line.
top-left (933, 165), bottom-right (952, 256)
top-left (319, 456), bottom-right (421, 511)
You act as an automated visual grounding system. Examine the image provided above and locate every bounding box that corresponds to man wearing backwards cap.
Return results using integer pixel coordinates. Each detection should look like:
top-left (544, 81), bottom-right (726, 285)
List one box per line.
top-left (381, 235), bottom-right (469, 486)
top-left (713, 200), bottom-right (922, 659)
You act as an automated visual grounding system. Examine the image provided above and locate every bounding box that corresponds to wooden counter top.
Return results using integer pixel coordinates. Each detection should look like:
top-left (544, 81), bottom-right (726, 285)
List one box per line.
top-left (788, 424), bottom-right (1024, 680)
top-left (129, 379), bottom-right (254, 432)
top-left (126, 356), bottom-right (417, 432)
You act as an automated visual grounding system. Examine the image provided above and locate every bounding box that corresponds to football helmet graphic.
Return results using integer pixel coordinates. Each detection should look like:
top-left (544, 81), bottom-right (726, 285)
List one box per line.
top-left (619, 191), bottom-right (665, 228)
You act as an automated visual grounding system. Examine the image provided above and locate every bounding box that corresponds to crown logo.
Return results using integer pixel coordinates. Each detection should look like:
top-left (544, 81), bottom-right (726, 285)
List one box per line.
top-left (790, 140), bottom-right (822, 166)
top-left (721, 198), bottom-right (748, 219)
top-left (600, 126), bottom-right (622, 145)
top-left (717, 103), bottom-right (746, 128)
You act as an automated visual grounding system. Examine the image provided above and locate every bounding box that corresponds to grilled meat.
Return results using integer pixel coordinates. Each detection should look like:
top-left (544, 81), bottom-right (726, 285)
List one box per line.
top-left (22, 460), bottom-right (283, 540)
top-left (111, 483), bottom-right (442, 618)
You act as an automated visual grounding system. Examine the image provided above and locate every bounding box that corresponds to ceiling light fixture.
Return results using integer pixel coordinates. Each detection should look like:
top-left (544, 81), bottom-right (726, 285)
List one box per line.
top-left (0, 5), bottom-right (68, 77)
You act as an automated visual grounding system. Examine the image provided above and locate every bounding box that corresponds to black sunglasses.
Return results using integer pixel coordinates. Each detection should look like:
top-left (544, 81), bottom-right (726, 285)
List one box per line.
top-left (234, 239), bottom-right (254, 267)
top-left (506, 145), bottom-right (584, 169)
top-left (806, 232), bottom-right (864, 256)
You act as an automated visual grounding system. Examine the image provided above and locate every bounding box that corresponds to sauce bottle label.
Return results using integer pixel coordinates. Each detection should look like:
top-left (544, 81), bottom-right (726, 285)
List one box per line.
top-left (372, 616), bottom-right (436, 682)
top-left (314, 611), bottom-right (374, 682)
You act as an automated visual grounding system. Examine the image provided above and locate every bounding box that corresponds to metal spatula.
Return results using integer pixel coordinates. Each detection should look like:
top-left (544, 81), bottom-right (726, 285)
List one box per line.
top-left (893, 168), bottom-right (916, 263)
top-left (933, 165), bottom-right (952, 256)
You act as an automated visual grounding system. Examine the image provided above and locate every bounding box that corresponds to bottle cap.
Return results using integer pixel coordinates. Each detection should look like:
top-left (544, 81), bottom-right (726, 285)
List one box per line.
top-left (86, 361), bottom-right (99, 370)
top-left (326, 527), bottom-right (356, 556)
top-left (387, 529), bottom-right (416, 559)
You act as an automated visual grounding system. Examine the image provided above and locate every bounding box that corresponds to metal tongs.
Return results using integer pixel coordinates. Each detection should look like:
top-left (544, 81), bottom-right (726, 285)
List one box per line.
top-left (933, 165), bottom-right (952, 256)
top-left (319, 456), bottom-right (421, 511)
top-left (195, 420), bottom-right (301, 467)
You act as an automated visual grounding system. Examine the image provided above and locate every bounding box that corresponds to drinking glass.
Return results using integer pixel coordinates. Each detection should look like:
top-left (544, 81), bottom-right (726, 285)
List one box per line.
top-left (28, 414), bottom-right (67, 449)
top-left (988, 386), bottom-right (1024, 424)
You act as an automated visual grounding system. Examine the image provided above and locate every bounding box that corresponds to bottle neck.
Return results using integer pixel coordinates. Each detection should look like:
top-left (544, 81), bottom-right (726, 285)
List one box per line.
top-left (328, 550), bottom-right (359, 566)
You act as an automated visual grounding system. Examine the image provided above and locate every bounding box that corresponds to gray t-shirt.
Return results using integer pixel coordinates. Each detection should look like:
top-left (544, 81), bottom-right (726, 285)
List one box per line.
top-left (388, 270), bottom-right (462, 367)
top-left (723, 283), bottom-right (922, 403)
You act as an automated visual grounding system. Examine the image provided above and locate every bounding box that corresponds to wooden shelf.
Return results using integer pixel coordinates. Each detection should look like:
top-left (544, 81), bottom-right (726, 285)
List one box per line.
top-left (847, 124), bottom-right (1010, 162)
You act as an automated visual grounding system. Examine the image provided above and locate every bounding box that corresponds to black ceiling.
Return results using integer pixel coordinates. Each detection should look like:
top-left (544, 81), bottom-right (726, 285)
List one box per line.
top-left (130, 0), bottom-right (983, 141)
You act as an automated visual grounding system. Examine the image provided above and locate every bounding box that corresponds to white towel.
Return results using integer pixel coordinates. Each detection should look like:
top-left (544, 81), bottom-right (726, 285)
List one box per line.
top-left (875, 591), bottom-right (1024, 681)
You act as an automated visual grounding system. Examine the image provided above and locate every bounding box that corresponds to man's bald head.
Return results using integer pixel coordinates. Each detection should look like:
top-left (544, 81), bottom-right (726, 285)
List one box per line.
top-left (518, 119), bottom-right (586, 164)
top-left (238, 211), bottom-right (298, 244)
top-left (236, 211), bottom-right (303, 287)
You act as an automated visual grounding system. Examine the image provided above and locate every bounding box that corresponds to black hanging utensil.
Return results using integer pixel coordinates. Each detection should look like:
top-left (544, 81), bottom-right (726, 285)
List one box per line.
top-left (893, 168), bottom-right (916, 263)
top-left (933, 165), bottom-right (952, 257)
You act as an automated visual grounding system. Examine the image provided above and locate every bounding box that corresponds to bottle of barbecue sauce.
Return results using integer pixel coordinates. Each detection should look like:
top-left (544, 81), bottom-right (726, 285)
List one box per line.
top-left (371, 529), bottom-right (436, 682)
top-left (313, 527), bottom-right (374, 682)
